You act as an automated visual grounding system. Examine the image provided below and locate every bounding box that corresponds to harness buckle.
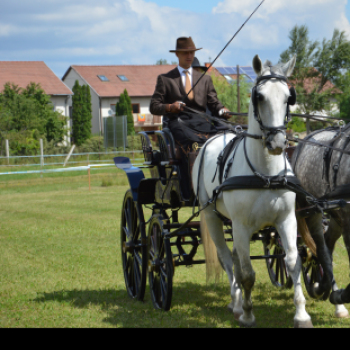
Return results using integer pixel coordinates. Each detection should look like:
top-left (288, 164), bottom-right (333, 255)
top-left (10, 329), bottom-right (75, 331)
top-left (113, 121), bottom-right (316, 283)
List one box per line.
top-left (264, 178), bottom-right (271, 188)
top-left (235, 125), bottom-right (243, 134)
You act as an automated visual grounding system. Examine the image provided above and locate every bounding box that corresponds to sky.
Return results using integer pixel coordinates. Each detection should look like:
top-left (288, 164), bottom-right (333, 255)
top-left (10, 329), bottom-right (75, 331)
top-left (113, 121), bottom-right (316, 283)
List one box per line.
top-left (1, 0), bottom-right (350, 79)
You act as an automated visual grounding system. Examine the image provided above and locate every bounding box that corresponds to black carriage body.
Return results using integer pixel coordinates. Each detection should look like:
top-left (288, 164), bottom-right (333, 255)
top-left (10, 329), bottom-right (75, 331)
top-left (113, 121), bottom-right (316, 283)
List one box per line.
top-left (115, 129), bottom-right (341, 310)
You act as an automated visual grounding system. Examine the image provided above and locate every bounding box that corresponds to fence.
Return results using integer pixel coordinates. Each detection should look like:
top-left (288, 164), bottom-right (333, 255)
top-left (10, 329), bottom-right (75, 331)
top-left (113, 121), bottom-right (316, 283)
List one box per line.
top-left (104, 115), bottom-right (128, 149)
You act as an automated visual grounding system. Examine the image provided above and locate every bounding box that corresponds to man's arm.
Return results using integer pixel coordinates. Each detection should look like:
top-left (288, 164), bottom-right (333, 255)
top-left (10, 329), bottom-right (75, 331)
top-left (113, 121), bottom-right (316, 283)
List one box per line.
top-left (206, 77), bottom-right (230, 118)
top-left (150, 75), bottom-right (186, 115)
top-left (150, 75), bottom-right (167, 116)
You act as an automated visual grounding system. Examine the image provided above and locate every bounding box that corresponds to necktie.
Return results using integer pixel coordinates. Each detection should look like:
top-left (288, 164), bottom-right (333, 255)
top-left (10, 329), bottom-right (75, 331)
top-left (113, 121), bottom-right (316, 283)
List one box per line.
top-left (184, 70), bottom-right (194, 100)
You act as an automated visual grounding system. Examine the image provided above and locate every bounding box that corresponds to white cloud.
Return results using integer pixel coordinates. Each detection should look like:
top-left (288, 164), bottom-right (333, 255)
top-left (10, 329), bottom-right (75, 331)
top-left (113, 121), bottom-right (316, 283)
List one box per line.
top-left (0, 0), bottom-right (349, 78)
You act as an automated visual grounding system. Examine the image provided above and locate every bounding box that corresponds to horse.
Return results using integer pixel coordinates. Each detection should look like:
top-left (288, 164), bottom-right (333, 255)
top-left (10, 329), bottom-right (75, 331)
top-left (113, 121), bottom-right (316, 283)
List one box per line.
top-left (192, 55), bottom-right (315, 328)
top-left (291, 124), bottom-right (350, 318)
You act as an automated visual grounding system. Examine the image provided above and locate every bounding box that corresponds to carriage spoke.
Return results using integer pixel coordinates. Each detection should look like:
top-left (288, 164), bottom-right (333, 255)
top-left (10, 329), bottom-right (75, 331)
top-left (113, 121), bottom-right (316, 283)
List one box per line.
top-left (280, 259), bottom-right (284, 285)
top-left (133, 257), bottom-right (141, 294)
top-left (276, 257), bottom-right (280, 283)
top-left (134, 250), bottom-right (143, 266)
top-left (304, 262), bottom-right (312, 276)
top-left (159, 271), bottom-right (166, 304)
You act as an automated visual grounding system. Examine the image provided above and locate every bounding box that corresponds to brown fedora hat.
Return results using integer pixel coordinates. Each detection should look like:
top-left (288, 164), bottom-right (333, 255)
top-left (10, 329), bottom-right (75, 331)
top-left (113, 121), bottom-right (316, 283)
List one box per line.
top-left (169, 37), bottom-right (202, 52)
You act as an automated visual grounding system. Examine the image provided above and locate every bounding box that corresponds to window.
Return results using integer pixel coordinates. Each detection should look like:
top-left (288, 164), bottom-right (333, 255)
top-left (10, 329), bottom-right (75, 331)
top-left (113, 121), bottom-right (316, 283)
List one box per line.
top-left (110, 104), bottom-right (116, 113)
top-left (97, 75), bottom-right (109, 81)
top-left (132, 103), bottom-right (140, 113)
top-left (117, 75), bottom-right (129, 82)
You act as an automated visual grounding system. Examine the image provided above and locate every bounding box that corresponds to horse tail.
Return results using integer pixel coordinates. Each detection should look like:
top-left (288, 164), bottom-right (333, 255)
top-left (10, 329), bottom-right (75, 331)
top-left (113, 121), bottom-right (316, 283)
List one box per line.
top-left (200, 213), bottom-right (222, 283)
top-left (297, 217), bottom-right (317, 257)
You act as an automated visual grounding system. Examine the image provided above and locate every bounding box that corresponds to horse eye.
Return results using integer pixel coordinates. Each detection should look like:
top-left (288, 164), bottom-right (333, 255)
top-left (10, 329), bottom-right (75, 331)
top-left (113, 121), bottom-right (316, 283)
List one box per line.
top-left (257, 93), bottom-right (264, 102)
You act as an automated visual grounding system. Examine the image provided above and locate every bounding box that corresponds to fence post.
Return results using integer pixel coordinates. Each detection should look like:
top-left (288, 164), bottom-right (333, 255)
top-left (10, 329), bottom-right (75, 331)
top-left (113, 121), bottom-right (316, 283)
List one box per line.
top-left (5, 139), bottom-right (9, 165)
top-left (40, 139), bottom-right (44, 167)
top-left (63, 144), bottom-right (76, 167)
top-left (87, 153), bottom-right (91, 191)
top-left (40, 139), bottom-right (44, 177)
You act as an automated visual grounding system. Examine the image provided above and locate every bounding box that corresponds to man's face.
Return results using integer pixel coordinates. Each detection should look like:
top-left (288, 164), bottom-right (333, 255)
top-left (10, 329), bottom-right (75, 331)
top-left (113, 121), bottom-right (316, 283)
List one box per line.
top-left (176, 51), bottom-right (195, 69)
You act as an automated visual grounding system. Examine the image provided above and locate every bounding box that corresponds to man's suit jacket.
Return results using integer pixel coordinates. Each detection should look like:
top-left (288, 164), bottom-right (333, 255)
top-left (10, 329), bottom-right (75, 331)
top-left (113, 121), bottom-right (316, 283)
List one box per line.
top-left (149, 67), bottom-right (224, 118)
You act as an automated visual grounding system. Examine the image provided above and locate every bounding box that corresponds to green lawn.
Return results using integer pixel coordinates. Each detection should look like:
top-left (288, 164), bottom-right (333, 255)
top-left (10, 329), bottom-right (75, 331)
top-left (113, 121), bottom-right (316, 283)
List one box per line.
top-left (1, 170), bottom-right (350, 328)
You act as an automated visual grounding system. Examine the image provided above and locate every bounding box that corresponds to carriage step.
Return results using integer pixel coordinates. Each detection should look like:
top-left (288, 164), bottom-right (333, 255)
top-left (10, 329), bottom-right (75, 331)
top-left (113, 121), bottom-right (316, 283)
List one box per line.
top-left (164, 221), bottom-right (200, 229)
top-left (250, 254), bottom-right (286, 260)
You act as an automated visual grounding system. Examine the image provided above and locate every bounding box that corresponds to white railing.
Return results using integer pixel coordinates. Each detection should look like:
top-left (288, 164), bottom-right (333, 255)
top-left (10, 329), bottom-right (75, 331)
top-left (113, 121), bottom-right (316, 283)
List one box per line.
top-left (133, 114), bottom-right (162, 126)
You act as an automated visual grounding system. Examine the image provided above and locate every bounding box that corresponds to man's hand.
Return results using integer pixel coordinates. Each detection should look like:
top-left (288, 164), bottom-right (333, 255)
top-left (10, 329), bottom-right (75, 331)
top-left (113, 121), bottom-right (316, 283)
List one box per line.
top-left (169, 101), bottom-right (186, 113)
top-left (219, 107), bottom-right (231, 120)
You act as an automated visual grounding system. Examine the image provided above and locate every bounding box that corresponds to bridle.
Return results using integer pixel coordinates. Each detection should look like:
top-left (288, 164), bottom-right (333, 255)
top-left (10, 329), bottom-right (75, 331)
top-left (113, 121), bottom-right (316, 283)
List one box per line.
top-left (251, 73), bottom-right (297, 140)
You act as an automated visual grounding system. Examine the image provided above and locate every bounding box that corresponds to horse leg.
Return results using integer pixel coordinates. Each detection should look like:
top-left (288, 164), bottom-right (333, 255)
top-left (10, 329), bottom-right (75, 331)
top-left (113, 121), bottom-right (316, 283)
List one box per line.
top-left (305, 213), bottom-right (333, 299)
top-left (276, 216), bottom-right (313, 328)
top-left (231, 246), bottom-right (244, 320)
top-left (327, 214), bottom-right (350, 317)
top-left (231, 223), bottom-right (256, 328)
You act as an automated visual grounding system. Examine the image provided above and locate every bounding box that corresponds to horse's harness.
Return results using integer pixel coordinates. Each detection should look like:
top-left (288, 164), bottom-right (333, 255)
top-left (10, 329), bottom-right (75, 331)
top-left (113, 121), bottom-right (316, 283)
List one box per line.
top-left (193, 73), bottom-right (337, 218)
top-left (251, 73), bottom-right (296, 140)
top-left (293, 123), bottom-right (350, 200)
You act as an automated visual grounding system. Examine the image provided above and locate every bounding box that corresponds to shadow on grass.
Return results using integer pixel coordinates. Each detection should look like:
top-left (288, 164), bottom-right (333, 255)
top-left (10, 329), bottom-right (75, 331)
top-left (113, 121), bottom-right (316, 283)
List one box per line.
top-left (31, 281), bottom-right (334, 328)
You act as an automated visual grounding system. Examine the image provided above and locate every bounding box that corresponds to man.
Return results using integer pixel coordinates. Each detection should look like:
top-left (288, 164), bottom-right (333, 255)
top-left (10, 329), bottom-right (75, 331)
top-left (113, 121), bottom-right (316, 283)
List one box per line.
top-left (149, 36), bottom-right (231, 199)
top-left (191, 57), bottom-right (208, 74)
top-left (150, 36), bottom-right (230, 123)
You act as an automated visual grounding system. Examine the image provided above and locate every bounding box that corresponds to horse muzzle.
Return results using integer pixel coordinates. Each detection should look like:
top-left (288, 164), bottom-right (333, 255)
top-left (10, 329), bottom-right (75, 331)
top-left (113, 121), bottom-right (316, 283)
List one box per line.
top-left (264, 131), bottom-right (288, 155)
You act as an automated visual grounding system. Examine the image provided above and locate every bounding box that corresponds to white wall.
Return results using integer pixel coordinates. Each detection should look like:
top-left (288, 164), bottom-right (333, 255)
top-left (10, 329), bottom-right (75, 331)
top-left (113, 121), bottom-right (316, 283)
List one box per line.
top-left (50, 95), bottom-right (71, 145)
top-left (62, 69), bottom-right (101, 135)
top-left (63, 68), bottom-right (155, 136)
top-left (102, 96), bottom-right (151, 118)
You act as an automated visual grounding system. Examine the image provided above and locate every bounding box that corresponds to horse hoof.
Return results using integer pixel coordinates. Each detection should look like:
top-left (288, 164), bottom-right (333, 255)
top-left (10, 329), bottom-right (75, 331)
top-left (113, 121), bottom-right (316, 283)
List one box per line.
top-left (234, 311), bottom-right (243, 321)
top-left (294, 319), bottom-right (313, 328)
top-left (335, 309), bottom-right (349, 319)
top-left (239, 315), bottom-right (256, 328)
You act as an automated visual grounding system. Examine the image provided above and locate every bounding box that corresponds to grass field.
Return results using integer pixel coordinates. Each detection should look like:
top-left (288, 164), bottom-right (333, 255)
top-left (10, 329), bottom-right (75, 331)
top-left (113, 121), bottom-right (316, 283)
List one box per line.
top-left (1, 168), bottom-right (350, 328)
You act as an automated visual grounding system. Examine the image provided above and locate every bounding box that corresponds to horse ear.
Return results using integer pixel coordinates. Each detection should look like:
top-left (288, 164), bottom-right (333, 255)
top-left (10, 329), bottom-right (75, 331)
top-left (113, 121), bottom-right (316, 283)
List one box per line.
top-left (282, 55), bottom-right (297, 77)
top-left (253, 55), bottom-right (263, 75)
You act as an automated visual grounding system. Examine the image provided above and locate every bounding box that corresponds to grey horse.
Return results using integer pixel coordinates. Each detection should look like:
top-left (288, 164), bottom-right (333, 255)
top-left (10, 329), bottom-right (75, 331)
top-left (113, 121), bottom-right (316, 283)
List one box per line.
top-left (291, 123), bottom-right (350, 318)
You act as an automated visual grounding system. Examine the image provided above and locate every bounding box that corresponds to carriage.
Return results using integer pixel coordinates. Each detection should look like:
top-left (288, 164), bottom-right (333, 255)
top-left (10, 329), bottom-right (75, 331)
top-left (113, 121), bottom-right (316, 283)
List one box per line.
top-left (115, 126), bottom-right (342, 311)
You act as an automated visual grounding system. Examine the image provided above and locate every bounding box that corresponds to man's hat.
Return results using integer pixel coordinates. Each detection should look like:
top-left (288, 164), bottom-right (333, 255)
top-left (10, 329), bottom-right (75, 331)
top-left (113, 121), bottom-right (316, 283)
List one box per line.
top-left (170, 37), bottom-right (202, 53)
top-left (192, 57), bottom-right (208, 72)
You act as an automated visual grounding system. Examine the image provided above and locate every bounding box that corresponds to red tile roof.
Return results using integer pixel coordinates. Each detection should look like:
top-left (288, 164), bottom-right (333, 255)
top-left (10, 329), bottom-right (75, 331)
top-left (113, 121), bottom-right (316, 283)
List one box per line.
top-left (63, 64), bottom-right (178, 97)
top-left (0, 61), bottom-right (72, 95)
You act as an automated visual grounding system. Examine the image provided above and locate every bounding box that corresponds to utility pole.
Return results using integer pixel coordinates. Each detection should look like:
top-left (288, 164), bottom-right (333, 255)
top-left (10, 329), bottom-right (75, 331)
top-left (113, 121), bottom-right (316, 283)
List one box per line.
top-left (237, 65), bottom-right (241, 113)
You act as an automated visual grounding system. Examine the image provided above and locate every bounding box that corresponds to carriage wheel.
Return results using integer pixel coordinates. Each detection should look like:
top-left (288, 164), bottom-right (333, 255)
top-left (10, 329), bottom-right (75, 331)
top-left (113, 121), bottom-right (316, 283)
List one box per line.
top-left (120, 190), bottom-right (147, 301)
top-left (300, 247), bottom-right (326, 299)
top-left (148, 215), bottom-right (173, 311)
top-left (263, 234), bottom-right (293, 289)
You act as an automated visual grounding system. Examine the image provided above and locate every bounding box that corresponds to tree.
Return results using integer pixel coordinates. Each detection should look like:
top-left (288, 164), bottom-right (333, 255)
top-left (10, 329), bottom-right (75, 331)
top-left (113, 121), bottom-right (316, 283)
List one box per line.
top-left (115, 89), bottom-right (135, 135)
top-left (81, 85), bottom-right (92, 141)
top-left (123, 89), bottom-right (135, 135)
top-left (71, 80), bottom-right (83, 145)
top-left (0, 82), bottom-right (67, 155)
top-left (71, 80), bottom-right (93, 146)
top-left (156, 59), bottom-right (177, 65)
top-left (279, 25), bottom-right (349, 132)
top-left (210, 72), bottom-right (252, 124)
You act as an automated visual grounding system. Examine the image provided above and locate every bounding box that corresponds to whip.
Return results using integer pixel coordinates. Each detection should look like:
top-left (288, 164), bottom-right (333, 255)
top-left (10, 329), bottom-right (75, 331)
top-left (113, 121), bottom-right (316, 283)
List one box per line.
top-left (186, 0), bottom-right (266, 98)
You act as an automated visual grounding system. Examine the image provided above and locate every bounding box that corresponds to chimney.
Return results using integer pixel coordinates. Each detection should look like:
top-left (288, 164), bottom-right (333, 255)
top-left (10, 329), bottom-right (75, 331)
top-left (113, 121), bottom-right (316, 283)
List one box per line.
top-left (205, 62), bottom-right (213, 73)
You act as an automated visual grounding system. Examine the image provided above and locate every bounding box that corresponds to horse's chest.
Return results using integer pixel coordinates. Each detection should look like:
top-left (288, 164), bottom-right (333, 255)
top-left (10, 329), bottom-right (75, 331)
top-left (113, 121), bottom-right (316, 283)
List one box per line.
top-left (218, 189), bottom-right (294, 226)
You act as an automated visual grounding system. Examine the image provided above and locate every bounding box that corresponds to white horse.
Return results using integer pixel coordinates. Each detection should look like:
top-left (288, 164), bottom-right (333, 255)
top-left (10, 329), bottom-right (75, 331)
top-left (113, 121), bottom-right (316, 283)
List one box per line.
top-left (192, 55), bottom-right (313, 328)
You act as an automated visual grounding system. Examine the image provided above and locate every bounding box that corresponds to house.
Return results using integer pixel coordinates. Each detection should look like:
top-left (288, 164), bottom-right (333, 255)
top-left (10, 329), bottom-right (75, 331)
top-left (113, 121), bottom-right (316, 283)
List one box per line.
top-left (213, 65), bottom-right (257, 84)
top-left (213, 65), bottom-right (342, 119)
top-left (0, 61), bottom-right (73, 144)
top-left (62, 64), bottom-right (178, 135)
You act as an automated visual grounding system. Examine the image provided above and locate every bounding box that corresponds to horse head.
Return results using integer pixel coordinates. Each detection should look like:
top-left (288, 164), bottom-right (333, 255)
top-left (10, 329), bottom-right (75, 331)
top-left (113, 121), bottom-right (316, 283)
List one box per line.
top-left (251, 55), bottom-right (297, 155)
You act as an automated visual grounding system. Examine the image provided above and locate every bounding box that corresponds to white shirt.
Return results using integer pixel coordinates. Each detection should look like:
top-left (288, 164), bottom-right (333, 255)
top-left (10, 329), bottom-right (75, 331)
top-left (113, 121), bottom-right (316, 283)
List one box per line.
top-left (177, 66), bottom-right (193, 89)
top-left (177, 65), bottom-right (226, 115)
